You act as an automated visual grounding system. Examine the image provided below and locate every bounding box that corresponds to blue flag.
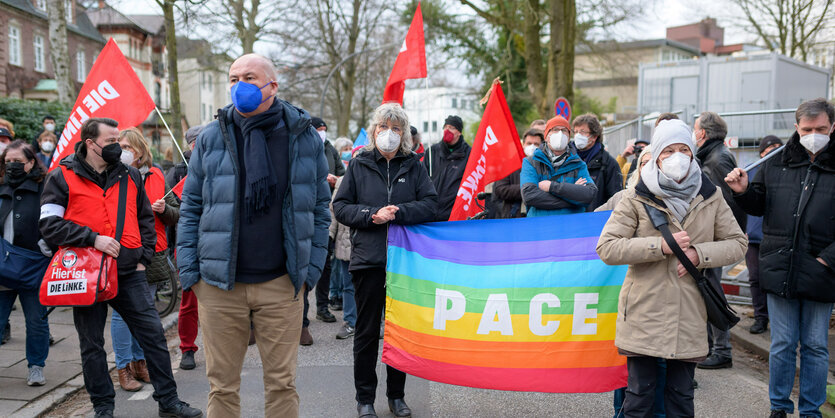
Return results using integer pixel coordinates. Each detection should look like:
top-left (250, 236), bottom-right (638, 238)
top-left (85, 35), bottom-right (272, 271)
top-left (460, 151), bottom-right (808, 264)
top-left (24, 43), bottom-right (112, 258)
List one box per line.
top-left (355, 128), bottom-right (368, 147)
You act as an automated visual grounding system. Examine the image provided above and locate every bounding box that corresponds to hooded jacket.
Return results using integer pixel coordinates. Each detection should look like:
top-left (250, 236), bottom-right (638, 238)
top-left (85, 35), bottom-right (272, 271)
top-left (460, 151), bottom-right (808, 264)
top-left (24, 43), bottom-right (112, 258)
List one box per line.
top-left (734, 131), bottom-right (835, 302)
top-left (333, 148), bottom-right (437, 271)
top-left (176, 101), bottom-right (331, 294)
top-left (520, 144), bottom-right (597, 217)
top-left (424, 139), bottom-right (470, 221)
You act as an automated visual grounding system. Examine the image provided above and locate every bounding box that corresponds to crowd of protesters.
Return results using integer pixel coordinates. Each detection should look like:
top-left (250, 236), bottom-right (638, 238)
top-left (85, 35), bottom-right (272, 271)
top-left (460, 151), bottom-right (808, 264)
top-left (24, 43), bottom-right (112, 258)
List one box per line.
top-left (0, 49), bottom-right (832, 418)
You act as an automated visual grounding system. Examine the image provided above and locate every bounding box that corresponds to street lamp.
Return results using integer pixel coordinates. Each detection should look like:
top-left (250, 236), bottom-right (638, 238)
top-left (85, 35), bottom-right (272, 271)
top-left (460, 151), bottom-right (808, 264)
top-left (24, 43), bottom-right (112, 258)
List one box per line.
top-left (318, 42), bottom-right (400, 119)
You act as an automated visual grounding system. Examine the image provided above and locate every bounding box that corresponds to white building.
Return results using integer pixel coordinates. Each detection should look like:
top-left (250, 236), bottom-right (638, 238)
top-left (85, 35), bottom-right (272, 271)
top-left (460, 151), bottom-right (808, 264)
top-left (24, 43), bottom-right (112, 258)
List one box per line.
top-left (403, 87), bottom-right (481, 144)
top-left (177, 37), bottom-right (230, 127)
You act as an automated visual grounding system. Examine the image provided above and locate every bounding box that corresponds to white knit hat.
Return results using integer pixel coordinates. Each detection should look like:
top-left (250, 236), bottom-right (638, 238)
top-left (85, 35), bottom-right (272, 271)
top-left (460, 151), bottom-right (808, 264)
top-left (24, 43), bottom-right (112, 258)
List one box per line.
top-left (649, 119), bottom-right (695, 158)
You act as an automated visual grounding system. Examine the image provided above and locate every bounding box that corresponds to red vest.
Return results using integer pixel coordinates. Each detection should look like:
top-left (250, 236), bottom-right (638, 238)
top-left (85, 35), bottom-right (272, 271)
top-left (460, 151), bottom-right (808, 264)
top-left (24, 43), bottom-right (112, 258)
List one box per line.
top-left (144, 167), bottom-right (168, 252)
top-left (61, 165), bottom-right (142, 249)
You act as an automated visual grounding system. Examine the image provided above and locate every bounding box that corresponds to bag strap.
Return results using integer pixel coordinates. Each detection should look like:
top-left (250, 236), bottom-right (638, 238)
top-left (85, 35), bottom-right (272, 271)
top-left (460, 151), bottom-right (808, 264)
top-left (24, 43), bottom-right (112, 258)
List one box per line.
top-left (641, 203), bottom-right (705, 282)
top-left (114, 170), bottom-right (129, 242)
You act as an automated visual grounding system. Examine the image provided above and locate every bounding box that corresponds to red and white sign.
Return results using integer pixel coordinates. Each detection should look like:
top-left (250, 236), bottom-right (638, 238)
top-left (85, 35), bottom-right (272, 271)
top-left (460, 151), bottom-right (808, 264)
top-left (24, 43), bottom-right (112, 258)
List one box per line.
top-left (448, 81), bottom-right (524, 221)
top-left (50, 38), bottom-right (156, 170)
top-left (382, 3), bottom-right (427, 105)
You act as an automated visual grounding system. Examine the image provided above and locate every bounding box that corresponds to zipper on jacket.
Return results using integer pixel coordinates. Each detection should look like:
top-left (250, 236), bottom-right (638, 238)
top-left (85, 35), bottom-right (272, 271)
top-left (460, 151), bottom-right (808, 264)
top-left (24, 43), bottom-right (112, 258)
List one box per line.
top-left (386, 160), bottom-right (392, 204)
top-left (785, 165), bottom-right (816, 297)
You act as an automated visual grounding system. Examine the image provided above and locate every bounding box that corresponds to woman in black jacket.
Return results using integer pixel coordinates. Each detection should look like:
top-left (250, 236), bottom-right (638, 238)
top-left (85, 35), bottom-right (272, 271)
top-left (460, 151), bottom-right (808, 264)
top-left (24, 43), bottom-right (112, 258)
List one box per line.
top-left (333, 103), bottom-right (437, 418)
top-left (0, 140), bottom-right (51, 387)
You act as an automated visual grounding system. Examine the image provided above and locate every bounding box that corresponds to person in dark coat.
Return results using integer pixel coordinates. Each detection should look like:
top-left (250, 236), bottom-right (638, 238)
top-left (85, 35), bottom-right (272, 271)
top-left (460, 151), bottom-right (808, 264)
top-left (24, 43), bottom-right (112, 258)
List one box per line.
top-left (333, 103), bottom-right (437, 418)
top-left (493, 129), bottom-right (543, 218)
top-left (692, 111), bottom-right (745, 370)
top-left (726, 98), bottom-right (835, 418)
top-left (423, 115), bottom-right (470, 221)
top-left (0, 140), bottom-right (51, 387)
top-left (571, 113), bottom-right (623, 211)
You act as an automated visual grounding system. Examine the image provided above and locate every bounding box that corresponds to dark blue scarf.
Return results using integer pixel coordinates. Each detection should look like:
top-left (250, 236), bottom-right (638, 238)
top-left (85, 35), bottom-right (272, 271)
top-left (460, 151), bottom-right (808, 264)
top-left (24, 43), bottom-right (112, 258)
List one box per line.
top-left (232, 102), bottom-right (283, 220)
top-left (577, 141), bottom-right (602, 162)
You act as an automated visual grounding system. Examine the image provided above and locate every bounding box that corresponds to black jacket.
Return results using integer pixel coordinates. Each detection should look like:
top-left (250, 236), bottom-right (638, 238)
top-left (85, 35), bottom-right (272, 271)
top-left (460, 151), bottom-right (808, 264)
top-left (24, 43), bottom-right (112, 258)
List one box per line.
top-left (39, 153), bottom-right (156, 276)
top-left (734, 132), bottom-right (835, 302)
top-left (696, 138), bottom-right (747, 231)
top-left (324, 140), bottom-right (346, 177)
top-left (493, 169), bottom-right (523, 218)
top-left (584, 147), bottom-right (623, 211)
top-left (423, 139), bottom-right (471, 221)
top-left (0, 176), bottom-right (46, 252)
top-left (333, 148), bottom-right (437, 271)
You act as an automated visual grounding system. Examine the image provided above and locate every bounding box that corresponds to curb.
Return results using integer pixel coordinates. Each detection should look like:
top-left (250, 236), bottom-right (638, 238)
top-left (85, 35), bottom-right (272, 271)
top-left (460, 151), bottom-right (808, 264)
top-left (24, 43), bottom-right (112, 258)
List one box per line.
top-left (16, 311), bottom-right (180, 417)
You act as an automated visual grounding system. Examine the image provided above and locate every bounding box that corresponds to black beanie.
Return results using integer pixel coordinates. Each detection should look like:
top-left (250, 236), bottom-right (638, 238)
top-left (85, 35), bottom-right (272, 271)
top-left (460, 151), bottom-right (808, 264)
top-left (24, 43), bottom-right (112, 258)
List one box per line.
top-left (758, 135), bottom-right (783, 155)
top-left (311, 117), bottom-right (327, 130)
top-left (444, 115), bottom-right (463, 132)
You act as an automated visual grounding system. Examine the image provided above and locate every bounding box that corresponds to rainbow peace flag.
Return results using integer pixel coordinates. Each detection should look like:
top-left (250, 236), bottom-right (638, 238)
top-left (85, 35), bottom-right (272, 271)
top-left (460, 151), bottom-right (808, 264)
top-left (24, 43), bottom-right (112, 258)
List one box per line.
top-left (382, 212), bottom-right (628, 393)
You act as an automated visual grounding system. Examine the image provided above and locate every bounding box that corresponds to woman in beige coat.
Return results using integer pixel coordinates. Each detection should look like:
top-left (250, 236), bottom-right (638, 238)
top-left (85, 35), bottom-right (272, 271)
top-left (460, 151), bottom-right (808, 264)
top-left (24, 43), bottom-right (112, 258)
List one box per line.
top-left (596, 119), bottom-right (747, 417)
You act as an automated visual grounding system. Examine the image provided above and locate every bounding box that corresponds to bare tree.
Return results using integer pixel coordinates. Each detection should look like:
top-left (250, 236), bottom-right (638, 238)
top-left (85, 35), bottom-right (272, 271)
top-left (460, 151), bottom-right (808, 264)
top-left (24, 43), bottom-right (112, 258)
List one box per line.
top-left (154, 0), bottom-right (184, 146)
top-left (734, 0), bottom-right (833, 60)
top-left (189, 0), bottom-right (288, 54)
top-left (47, 0), bottom-right (74, 103)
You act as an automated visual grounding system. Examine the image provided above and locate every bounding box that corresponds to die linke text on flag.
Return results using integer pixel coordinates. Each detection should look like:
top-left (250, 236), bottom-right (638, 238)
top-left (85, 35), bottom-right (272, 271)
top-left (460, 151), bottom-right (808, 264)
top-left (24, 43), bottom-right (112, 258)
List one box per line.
top-left (382, 3), bottom-right (427, 105)
top-left (50, 38), bottom-right (156, 170)
top-left (448, 81), bottom-right (525, 221)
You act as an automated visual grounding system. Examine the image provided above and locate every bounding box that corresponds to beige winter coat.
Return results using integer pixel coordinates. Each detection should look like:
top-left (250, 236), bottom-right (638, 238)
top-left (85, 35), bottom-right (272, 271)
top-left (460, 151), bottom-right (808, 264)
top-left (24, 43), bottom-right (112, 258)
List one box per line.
top-left (596, 179), bottom-right (747, 360)
top-left (329, 177), bottom-right (352, 262)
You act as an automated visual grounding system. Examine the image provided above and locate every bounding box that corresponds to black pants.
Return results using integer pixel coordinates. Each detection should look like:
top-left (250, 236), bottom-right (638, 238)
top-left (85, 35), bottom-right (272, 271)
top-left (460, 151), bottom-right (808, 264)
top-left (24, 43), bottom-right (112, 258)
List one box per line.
top-left (303, 238), bottom-right (334, 327)
top-left (73, 270), bottom-right (178, 413)
top-left (623, 356), bottom-right (695, 418)
top-left (746, 243), bottom-right (768, 321)
top-left (352, 267), bottom-right (405, 404)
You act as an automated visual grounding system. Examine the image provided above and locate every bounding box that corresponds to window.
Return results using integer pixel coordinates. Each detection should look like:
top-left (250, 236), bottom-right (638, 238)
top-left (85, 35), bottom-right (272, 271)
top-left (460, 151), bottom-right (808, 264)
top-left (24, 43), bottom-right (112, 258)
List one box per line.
top-left (8, 25), bottom-right (21, 66)
top-left (452, 98), bottom-right (458, 108)
top-left (34, 35), bottom-right (45, 72)
top-left (76, 50), bottom-right (86, 82)
top-left (37, 0), bottom-right (47, 10)
top-left (65, 0), bottom-right (72, 23)
top-left (423, 121), bottom-right (428, 133)
top-left (432, 121), bottom-right (437, 132)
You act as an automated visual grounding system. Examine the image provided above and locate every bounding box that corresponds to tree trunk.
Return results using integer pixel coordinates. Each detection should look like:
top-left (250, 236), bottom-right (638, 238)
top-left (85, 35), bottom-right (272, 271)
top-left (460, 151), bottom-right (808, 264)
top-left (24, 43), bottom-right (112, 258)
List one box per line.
top-left (162, 0), bottom-right (184, 158)
top-left (47, 0), bottom-right (74, 103)
top-left (522, 0), bottom-right (547, 117)
top-left (555, 0), bottom-right (575, 107)
top-left (335, 0), bottom-right (362, 137)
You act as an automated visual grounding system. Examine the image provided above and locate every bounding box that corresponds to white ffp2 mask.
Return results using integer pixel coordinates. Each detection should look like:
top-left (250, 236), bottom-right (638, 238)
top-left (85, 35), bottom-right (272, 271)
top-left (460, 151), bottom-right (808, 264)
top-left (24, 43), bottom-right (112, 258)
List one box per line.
top-left (376, 129), bottom-right (401, 153)
top-left (574, 134), bottom-right (590, 150)
top-left (660, 152), bottom-right (691, 182)
top-left (549, 132), bottom-right (568, 151)
top-left (799, 133), bottom-right (830, 155)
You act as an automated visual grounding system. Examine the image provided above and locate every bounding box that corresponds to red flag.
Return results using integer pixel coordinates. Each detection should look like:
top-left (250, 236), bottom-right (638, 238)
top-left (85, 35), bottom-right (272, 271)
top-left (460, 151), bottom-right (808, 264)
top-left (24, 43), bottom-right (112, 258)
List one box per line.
top-left (50, 38), bottom-right (155, 170)
top-left (382, 3), bottom-right (427, 105)
top-left (448, 81), bottom-right (524, 221)
top-left (171, 176), bottom-right (186, 199)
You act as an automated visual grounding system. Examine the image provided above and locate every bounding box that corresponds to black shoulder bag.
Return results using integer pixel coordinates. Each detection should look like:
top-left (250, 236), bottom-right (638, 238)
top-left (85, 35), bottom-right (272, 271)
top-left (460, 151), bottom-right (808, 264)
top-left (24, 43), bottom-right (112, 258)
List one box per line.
top-left (642, 203), bottom-right (740, 331)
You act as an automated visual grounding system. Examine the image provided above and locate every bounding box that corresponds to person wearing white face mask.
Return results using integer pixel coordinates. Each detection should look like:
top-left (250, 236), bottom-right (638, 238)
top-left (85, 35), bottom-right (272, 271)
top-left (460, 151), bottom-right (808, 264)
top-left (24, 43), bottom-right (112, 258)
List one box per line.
top-left (520, 115), bottom-right (597, 217)
top-left (35, 131), bottom-right (57, 169)
top-left (597, 118), bottom-right (747, 418)
top-left (726, 98), bottom-right (835, 418)
top-left (333, 103), bottom-right (437, 418)
top-left (492, 129), bottom-right (543, 218)
top-left (571, 113), bottom-right (623, 211)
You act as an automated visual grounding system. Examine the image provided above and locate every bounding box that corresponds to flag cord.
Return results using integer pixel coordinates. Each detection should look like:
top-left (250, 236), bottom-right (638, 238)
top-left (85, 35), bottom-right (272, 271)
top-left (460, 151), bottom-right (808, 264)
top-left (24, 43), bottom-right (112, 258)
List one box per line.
top-left (154, 107), bottom-right (188, 168)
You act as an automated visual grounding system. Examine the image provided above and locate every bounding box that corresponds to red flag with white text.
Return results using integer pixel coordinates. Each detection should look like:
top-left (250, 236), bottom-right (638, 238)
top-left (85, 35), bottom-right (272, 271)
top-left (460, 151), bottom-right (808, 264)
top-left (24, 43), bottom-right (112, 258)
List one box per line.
top-left (50, 38), bottom-right (155, 170)
top-left (382, 3), bottom-right (427, 105)
top-left (448, 81), bottom-right (524, 221)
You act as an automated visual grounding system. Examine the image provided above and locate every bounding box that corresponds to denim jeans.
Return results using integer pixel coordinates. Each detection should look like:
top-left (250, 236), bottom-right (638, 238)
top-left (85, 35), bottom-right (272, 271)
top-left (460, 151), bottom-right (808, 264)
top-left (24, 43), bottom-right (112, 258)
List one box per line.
top-left (0, 289), bottom-right (50, 367)
top-left (111, 284), bottom-right (155, 369)
top-left (73, 270), bottom-right (178, 413)
top-left (329, 259), bottom-right (344, 300)
top-left (332, 259), bottom-right (356, 327)
top-left (767, 293), bottom-right (832, 416)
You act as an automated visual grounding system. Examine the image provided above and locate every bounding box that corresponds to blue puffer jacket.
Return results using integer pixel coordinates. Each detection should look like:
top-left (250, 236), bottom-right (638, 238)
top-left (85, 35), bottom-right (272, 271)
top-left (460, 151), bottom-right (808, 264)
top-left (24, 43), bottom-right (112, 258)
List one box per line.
top-left (176, 101), bottom-right (331, 294)
top-left (520, 144), bottom-right (596, 217)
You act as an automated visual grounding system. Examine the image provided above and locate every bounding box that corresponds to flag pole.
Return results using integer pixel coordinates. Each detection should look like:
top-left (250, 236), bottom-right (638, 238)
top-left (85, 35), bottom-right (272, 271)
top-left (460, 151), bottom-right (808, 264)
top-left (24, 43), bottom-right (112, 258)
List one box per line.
top-left (154, 107), bottom-right (188, 168)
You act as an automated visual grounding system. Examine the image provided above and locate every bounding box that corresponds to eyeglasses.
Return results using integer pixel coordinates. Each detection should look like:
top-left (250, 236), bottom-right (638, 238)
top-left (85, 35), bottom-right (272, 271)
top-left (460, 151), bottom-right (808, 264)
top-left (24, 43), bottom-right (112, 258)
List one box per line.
top-left (552, 127), bottom-right (569, 134)
top-left (575, 130), bottom-right (592, 136)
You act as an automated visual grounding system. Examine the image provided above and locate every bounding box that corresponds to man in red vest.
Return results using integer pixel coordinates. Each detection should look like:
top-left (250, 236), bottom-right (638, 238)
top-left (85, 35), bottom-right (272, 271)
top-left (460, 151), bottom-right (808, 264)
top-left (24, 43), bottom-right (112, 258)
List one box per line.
top-left (39, 118), bottom-right (202, 418)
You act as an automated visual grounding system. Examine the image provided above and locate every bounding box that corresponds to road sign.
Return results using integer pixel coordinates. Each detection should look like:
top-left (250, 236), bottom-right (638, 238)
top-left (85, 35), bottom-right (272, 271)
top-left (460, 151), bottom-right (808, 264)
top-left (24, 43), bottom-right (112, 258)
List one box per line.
top-left (554, 97), bottom-right (571, 121)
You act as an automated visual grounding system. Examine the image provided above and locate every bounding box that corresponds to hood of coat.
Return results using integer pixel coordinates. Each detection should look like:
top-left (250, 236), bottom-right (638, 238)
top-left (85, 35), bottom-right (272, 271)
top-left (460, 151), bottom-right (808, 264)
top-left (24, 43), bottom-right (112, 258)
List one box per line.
top-left (531, 144), bottom-right (585, 177)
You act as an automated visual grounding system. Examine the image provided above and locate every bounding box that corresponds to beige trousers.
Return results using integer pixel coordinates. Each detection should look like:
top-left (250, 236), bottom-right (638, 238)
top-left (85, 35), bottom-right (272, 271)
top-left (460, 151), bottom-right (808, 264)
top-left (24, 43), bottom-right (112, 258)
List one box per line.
top-left (193, 276), bottom-right (302, 418)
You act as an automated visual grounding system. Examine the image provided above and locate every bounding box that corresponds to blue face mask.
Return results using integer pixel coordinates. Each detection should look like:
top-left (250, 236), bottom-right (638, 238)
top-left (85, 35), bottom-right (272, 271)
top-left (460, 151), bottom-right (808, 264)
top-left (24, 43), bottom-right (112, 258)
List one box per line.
top-left (231, 81), bottom-right (272, 113)
top-left (341, 150), bottom-right (352, 161)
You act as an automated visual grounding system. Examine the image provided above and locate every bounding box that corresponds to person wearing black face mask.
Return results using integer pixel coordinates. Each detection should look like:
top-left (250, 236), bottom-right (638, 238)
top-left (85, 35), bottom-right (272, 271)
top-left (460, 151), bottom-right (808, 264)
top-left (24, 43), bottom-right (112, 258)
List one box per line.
top-left (39, 118), bottom-right (202, 418)
top-left (0, 140), bottom-right (53, 387)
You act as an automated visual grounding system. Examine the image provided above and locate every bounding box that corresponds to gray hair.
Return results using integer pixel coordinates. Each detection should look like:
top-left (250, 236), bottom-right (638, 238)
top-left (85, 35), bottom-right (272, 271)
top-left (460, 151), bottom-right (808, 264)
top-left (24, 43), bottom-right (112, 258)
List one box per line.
top-left (334, 136), bottom-right (353, 152)
top-left (796, 98), bottom-right (835, 125)
top-left (365, 103), bottom-right (412, 154)
top-left (697, 111), bottom-right (727, 141)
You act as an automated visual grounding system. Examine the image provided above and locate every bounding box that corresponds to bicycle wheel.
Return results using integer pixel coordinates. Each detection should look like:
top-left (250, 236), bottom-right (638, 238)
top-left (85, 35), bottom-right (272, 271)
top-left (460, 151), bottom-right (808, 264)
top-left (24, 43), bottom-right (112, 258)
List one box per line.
top-left (155, 260), bottom-right (180, 317)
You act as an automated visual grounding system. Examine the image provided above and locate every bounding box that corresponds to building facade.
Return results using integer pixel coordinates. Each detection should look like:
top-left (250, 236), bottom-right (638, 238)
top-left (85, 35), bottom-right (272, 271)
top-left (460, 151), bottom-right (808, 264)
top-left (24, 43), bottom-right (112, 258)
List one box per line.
top-left (403, 86), bottom-right (480, 145)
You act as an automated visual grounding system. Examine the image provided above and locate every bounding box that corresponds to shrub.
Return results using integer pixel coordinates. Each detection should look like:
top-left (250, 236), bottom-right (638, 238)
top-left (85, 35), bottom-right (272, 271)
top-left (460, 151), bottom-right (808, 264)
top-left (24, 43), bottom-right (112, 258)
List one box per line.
top-left (0, 98), bottom-right (72, 142)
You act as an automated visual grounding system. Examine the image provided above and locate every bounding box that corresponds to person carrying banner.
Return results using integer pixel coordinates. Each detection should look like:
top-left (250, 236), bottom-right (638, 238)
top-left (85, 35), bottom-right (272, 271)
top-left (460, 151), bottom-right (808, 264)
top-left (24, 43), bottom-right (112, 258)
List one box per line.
top-left (38, 118), bottom-right (201, 418)
top-left (424, 115), bottom-right (470, 221)
top-left (0, 140), bottom-right (52, 387)
top-left (521, 115), bottom-right (596, 216)
top-left (596, 119), bottom-right (747, 417)
top-left (333, 103), bottom-right (438, 418)
top-left (493, 129), bottom-right (543, 218)
top-left (177, 54), bottom-right (331, 417)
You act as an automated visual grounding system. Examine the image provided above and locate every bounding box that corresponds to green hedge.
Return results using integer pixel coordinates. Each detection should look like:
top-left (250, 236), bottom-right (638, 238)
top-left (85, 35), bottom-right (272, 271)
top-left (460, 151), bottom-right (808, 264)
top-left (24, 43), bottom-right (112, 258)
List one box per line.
top-left (0, 98), bottom-right (72, 142)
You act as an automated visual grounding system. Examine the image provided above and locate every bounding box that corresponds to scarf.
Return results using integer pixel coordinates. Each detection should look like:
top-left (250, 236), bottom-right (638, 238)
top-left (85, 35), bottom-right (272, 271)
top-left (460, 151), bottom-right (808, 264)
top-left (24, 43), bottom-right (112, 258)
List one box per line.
top-left (577, 141), bottom-right (602, 162)
top-left (542, 145), bottom-right (569, 171)
top-left (641, 158), bottom-right (702, 222)
top-left (232, 103), bottom-right (284, 220)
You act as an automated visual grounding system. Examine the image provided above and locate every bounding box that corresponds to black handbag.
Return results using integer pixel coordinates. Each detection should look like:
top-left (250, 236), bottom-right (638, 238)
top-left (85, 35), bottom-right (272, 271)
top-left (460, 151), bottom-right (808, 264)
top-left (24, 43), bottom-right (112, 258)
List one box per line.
top-left (642, 203), bottom-right (740, 331)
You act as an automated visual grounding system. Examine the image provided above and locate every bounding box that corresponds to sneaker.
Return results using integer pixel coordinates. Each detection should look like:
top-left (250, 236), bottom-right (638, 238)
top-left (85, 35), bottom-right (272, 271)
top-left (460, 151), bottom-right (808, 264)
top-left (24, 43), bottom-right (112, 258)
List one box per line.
top-left (336, 323), bottom-right (355, 339)
top-left (769, 410), bottom-right (787, 418)
top-left (2, 322), bottom-right (10, 345)
top-left (179, 351), bottom-right (196, 370)
top-left (316, 309), bottom-right (337, 323)
top-left (697, 354), bottom-right (732, 369)
top-left (27, 366), bottom-right (45, 386)
top-left (749, 318), bottom-right (768, 334)
top-left (159, 400), bottom-right (203, 418)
